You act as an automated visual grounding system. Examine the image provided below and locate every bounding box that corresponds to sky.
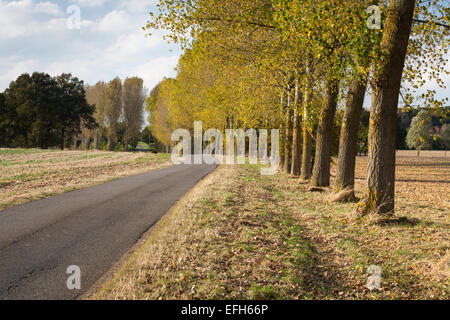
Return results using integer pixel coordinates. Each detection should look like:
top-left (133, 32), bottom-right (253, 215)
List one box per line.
top-left (0, 0), bottom-right (181, 92)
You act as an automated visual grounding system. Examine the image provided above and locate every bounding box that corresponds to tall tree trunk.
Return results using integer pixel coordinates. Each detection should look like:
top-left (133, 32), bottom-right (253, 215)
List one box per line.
top-left (24, 133), bottom-right (29, 148)
top-left (284, 102), bottom-right (293, 174)
top-left (301, 126), bottom-right (313, 180)
top-left (94, 131), bottom-right (99, 150)
top-left (311, 78), bottom-right (340, 187)
top-left (301, 62), bottom-right (314, 180)
top-left (291, 80), bottom-right (302, 176)
top-left (108, 134), bottom-right (115, 151)
top-left (60, 127), bottom-right (65, 151)
top-left (334, 79), bottom-right (367, 195)
top-left (358, 0), bottom-right (416, 215)
top-left (125, 129), bottom-right (129, 152)
top-left (284, 110), bottom-right (294, 173)
top-left (279, 90), bottom-right (286, 170)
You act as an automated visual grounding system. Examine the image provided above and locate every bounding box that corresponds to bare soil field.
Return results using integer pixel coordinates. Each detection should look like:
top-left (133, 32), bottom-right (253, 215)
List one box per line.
top-left (94, 156), bottom-right (449, 300)
top-left (0, 149), bottom-right (172, 210)
top-left (351, 156), bottom-right (450, 210)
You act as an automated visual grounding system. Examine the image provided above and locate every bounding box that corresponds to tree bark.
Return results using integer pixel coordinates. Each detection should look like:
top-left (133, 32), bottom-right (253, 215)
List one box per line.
top-left (301, 125), bottom-right (313, 180)
top-left (301, 62), bottom-right (314, 180)
top-left (125, 130), bottom-right (129, 152)
top-left (279, 90), bottom-right (286, 170)
top-left (291, 81), bottom-right (302, 176)
top-left (108, 134), bottom-right (115, 151)
top-left (94, 131), bottom-right (99, 150)
top-left (311, 78), bottom-right (339, 187)
top-left (334, 78), bottom-right (367, 195)
top-left (358, 0), bottom-right (416, 215)
top-left (60, 128), bottom-right (65, 151)
top-left (284, 90), bottom-right (293, 174)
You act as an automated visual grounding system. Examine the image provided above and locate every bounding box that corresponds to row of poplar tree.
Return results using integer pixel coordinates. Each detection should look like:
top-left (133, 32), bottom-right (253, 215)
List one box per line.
top-left (0, 74), bottom-right (146, 152)
top-left (83, 77), bottom-right (146, 151)
top-left (145, 0), bottom-right (449, 215)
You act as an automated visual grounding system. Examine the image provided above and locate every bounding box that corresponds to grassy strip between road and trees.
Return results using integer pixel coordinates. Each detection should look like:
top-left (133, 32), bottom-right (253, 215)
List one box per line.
top-left (93, 164), bottom-right (449, 300)
top-left (0, 149), bottom-right (172, 211)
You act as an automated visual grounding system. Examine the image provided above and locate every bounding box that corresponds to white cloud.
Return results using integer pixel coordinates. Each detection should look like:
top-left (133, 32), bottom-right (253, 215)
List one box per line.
top-left (0, 0), bottom-right (181, 92)
top-left (5, 0), bottom-right (32, 9)
top-left (38, 53), bottom-right (178, 93)
top-left (35, 1), bottom-right (61, 15)
top-left (70, 0), bottom-right (106, 7)
top-left (0, 59), bottom-right (37, 87)
top-left (46, 59), bottom-right (98, 83)
top-left (97, 10), bottom-right (132, 33)
top-left (120, 0), bottom-right (156, 13)
top-left (104, 32), bottom-right (163, 60)
top-left (131, 55), bottom-right (179, 91)
top-left (0, 0), bottom-right (67, 38)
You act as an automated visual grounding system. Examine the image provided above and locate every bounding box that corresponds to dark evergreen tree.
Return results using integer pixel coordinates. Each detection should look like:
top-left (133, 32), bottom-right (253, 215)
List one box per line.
top-left (55, 74), bottom-right (97, 150)
top-left (1, 72), bottom-right (96, 149)
top-left (3, 73), bottom-right (34, 147)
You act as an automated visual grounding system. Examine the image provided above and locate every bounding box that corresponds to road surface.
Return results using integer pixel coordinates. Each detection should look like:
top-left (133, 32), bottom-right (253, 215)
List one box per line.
top-left (0, 164), bottom-right (216, 300)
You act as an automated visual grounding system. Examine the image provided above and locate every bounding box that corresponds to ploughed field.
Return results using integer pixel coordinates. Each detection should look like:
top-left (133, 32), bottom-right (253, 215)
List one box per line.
top-left (0, 149), bottom-right (171, 210)
top-left (350, 156), bottom-right (450, 210)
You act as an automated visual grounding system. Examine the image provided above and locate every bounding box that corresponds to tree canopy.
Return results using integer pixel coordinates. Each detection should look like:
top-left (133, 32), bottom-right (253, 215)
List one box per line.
top-left (145, 0), bottom-right (449, 215)
top-left (0, 72), bottom-right (96, 149)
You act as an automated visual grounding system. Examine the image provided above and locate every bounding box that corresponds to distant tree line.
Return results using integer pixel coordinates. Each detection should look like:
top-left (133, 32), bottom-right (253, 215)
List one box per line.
top-left (354, 107), bottom-right (450, 153)
top-left (401, 107), bottom-right (450, 150)
top-left (346, 107), bottom-right (450, 154)
top-left (0, 72), bottom-right (96, 149)
top-left (0, 73), bottom-right (153, 151)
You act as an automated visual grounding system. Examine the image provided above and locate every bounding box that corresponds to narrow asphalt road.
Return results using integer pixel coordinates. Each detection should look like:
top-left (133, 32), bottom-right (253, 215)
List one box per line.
top-left (0, 164), bottom-right (216, 300)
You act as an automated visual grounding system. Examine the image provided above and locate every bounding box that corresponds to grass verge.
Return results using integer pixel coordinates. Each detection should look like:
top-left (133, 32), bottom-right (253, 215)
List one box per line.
top-left (93, 164), bottom-right (448, 300)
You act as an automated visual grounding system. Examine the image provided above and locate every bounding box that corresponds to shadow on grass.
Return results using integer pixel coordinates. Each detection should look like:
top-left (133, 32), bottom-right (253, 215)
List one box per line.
top-left (295, 239), bottom-right (350, 298)
top-left (375, 216), bottom-right (421, 227)
top-left (395, 178), bottom-right (450, 184)
top-left (373, 216), bottom-right (450, 229)
top-left (396, 162), bottom-right (450, 168)
top-left (252, 170), bottom-right (349, 298)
